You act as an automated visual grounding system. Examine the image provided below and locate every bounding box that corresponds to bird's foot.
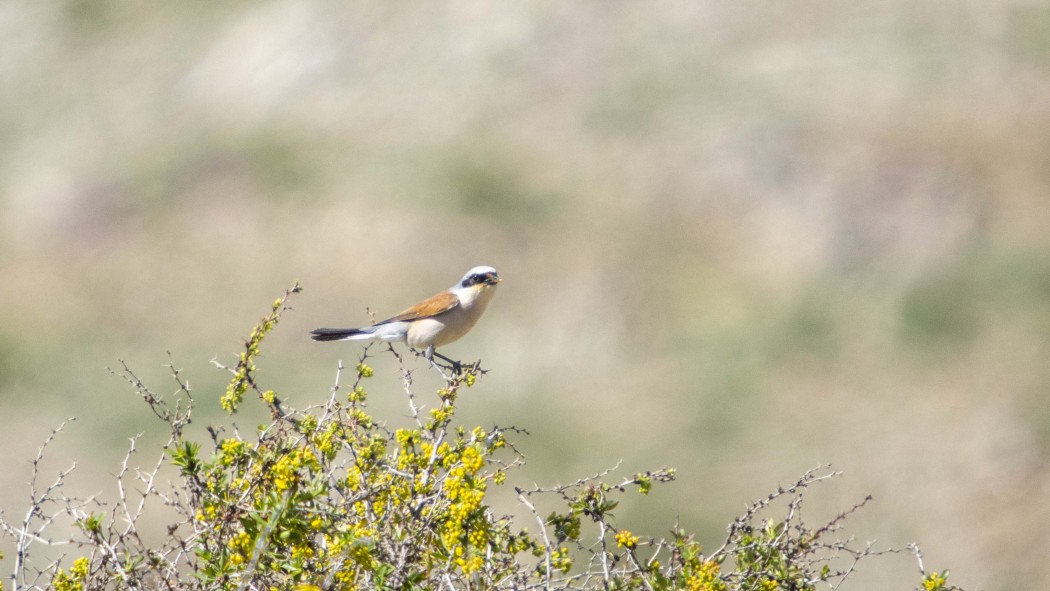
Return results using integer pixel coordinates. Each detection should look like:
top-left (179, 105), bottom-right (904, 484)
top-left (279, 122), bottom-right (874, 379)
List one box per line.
top-left (410, 347), bottom-right (467, 379)
top-left (431, 351), bottom-right (463, 375)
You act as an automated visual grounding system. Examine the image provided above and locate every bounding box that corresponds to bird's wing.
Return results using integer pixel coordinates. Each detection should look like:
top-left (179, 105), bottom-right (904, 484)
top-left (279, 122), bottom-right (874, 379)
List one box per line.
top-left (375, 290), bottom-right (459, 325)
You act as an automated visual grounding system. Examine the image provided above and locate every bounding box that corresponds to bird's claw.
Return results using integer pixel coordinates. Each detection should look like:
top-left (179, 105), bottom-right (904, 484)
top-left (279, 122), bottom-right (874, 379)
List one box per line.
top-left (411, 347), bottom-right (467, 378)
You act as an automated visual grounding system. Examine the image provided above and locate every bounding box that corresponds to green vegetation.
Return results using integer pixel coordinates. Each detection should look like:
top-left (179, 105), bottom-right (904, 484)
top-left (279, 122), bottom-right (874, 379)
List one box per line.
top-left (0, 289), bottom-right (960, 591)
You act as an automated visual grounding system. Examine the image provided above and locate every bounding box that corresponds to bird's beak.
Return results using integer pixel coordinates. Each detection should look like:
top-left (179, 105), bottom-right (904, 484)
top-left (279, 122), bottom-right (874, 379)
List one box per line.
top-left (488, 276), bottom-right (502, 285)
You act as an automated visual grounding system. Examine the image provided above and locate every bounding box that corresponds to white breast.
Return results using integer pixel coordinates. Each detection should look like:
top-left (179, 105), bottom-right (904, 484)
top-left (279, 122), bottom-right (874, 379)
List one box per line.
top-left (405, 285), bottom-right (496, 348)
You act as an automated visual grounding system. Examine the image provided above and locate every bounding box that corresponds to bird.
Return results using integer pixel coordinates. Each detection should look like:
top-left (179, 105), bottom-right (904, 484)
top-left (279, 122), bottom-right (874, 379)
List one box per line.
top-left (311, 266), bottom-right (501, 367)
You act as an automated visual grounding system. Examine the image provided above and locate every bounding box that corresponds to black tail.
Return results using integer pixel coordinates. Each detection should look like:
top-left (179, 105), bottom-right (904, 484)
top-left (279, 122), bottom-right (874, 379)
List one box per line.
top-left (310, 327), bottom-right (368, 342)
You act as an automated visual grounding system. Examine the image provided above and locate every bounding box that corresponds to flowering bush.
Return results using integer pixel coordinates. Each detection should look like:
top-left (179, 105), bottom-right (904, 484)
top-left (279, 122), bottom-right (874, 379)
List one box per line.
top-left (0, 286), bottom-right (962, 591)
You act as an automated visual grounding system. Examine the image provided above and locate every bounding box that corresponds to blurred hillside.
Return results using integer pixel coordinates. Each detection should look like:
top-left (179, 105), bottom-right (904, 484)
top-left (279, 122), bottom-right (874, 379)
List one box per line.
top-left (3, 2), bottom-right (1050, 589)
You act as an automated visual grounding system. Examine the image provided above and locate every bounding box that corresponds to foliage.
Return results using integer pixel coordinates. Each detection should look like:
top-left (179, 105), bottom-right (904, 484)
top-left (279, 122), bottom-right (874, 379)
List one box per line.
top-left (0, 287), bottom-right (963, 591)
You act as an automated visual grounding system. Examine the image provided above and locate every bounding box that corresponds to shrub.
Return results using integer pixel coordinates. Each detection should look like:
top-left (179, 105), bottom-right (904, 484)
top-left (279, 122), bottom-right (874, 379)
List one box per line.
top-left (0, 286), bottom-right (962, 591)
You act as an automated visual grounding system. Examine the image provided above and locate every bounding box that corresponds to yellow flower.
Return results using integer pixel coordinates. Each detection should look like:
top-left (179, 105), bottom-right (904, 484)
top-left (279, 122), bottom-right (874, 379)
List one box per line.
top-left (455, 553), bottom-right (484, 574)
top-left (550, 547), bottom-right (573, 573)
top-left (468, 528), bottom-right (488, 547)
top-left (686, 560), bottom-right (727, 591)
top-left (348, 385), bottom-right (366, 402)
top-left (395, 429), bottom-right (418, 448)
top-left (70, 557), bottom-right (89, 578)
top-left (220, 438), bottom-right (244, 465)
top-left (615, 530), bottom-right (639, 549)
top-left (924, 572), bottom-right (947, 591)
top-left (461, 446), bottom-right (484, 474)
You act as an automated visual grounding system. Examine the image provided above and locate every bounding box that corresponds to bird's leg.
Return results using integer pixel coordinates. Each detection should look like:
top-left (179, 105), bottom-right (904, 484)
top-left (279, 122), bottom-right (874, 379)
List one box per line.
top-left (431, 350), bottom-right (462, 374)
top-left (415, 345), bottom-right (452, 380)
top-left (408, 346), bottom-right (437, 364)
top-left (410, 346), bottom-right (463, 376)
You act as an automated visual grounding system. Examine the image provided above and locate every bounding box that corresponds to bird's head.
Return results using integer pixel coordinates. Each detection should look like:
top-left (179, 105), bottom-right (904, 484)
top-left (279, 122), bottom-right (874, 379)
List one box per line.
top-left (457, 266), bottom-right (501, 290)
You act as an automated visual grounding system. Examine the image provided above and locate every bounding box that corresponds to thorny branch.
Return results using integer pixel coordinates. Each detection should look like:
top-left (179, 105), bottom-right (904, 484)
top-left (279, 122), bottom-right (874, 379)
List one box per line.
top-left (0, 287), bottom-right (960, 591)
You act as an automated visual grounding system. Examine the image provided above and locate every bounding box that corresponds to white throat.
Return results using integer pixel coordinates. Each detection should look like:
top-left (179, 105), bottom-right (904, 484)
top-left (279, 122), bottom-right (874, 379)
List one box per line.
top-left (454, 284), bottom-right (496, 311)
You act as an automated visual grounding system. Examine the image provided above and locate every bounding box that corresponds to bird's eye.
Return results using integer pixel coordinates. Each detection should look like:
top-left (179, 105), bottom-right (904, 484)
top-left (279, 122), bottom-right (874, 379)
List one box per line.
top-left (470, 274), bottom-right (482, 284)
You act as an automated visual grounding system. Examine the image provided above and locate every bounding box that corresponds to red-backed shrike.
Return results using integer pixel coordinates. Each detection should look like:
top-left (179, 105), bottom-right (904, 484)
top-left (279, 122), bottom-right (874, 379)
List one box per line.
top-left (311, 266), bottom-right (501, 364)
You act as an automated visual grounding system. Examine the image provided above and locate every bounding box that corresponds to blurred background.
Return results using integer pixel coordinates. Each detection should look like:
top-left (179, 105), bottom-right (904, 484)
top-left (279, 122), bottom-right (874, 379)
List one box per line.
top-left (2, 1), bottom-right (1050, 589)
